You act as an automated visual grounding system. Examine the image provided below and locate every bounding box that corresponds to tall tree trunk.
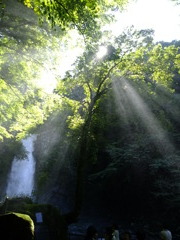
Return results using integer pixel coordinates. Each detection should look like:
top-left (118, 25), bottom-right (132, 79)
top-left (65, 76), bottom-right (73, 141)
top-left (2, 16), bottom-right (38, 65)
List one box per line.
top-left (63, 103), bottom-right (94, 224)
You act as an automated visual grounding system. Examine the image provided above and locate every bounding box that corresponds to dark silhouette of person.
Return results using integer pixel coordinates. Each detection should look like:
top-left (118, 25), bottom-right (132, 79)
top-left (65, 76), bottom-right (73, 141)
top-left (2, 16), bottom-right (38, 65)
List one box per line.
top-left (112, 223), bottom-right (120, 240)
top-left (160, 223), bottom-right (172, 240)
top-left (105, 226), bottom-right (114, 240)
top-left (84, 225), bottom-right (98, 240)
top-left (136, 230), bottom-right (146, 240)
top-left (121, 231), bottom-right (131, 240)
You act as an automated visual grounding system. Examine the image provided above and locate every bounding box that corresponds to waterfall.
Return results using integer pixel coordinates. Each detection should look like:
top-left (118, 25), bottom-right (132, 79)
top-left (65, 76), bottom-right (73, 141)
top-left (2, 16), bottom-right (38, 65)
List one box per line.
top-left (6, 134), bottom-right (37, 198)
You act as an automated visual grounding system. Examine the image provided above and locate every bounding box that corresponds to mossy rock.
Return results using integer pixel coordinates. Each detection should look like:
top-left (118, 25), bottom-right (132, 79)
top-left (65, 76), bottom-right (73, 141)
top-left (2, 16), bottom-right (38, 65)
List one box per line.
top-left (0, 197), bottom-right (68, 240)
top-left (0, 212), bottom-right (34, 240)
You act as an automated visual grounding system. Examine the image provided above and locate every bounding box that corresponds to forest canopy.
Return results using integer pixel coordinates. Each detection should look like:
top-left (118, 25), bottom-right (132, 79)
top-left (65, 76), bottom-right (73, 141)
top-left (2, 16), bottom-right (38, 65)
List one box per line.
top-left (18, 0), bottom-right (129, 38)
top-left (0, 0), bottom-right (180, 142)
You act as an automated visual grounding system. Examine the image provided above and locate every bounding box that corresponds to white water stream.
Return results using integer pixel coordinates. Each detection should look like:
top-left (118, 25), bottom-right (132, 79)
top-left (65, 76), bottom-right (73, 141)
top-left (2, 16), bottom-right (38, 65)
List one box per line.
top-left (6, 135), bottom-right (37, 198)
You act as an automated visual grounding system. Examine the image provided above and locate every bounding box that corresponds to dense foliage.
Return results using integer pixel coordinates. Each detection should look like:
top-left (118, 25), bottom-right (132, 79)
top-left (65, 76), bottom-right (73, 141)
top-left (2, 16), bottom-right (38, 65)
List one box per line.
top-left (51, 28), bottom-right (180, 226)
top-left (0, 0), bottom-right (63, 141)
top-left (18, 0), bottom-right (129, 39)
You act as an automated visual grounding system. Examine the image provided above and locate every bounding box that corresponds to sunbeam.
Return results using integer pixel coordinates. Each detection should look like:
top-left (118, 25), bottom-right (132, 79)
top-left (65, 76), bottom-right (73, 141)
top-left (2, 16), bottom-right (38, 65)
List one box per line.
top-left (112, 77), bottom-right (175, 156)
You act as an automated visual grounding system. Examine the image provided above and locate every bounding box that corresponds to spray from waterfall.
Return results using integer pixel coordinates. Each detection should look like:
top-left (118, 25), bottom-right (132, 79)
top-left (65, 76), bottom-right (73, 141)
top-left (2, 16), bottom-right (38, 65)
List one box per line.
top-left (6, 134), bottom-right (37, 198)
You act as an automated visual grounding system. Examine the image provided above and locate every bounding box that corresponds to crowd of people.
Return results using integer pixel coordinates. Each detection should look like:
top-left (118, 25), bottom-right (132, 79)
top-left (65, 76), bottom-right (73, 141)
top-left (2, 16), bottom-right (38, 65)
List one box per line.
top-left (83, 223), bottom-right (172, 240)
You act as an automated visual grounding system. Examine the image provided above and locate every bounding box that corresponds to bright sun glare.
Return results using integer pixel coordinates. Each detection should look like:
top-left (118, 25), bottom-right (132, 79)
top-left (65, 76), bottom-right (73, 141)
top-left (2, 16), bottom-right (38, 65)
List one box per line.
top-left (37, 30), bottom-right (84, 93)
top-left (109, 0), bottom-right (180, 42)
top-left (97, 46), bottom-right (108, 58)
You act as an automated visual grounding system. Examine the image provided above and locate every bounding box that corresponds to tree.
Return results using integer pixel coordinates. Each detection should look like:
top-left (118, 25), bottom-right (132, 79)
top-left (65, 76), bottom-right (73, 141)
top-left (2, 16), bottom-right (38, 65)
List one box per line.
top-left (54, 27), bottom-right (180, 222)
top-left (0, 0), bottom-right (62, 141)
top-left (17, 0), bottom-right (129, 39)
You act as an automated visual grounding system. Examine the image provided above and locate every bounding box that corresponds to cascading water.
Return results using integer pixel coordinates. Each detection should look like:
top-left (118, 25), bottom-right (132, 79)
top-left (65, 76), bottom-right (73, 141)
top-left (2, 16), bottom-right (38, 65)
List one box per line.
top-left (6, 134), bottom-right (37, 198)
